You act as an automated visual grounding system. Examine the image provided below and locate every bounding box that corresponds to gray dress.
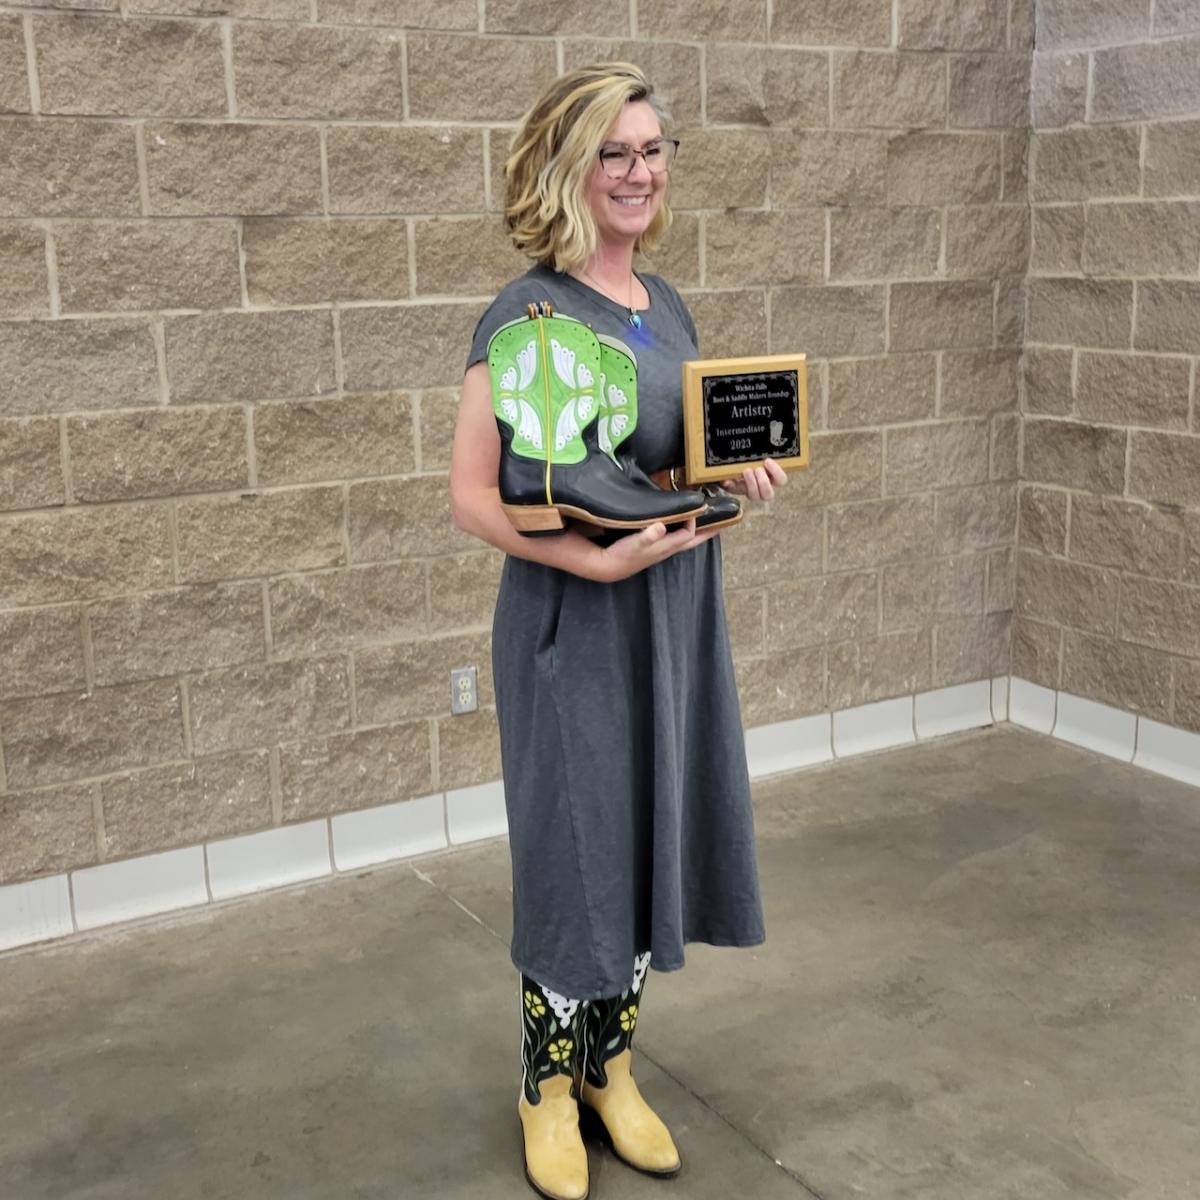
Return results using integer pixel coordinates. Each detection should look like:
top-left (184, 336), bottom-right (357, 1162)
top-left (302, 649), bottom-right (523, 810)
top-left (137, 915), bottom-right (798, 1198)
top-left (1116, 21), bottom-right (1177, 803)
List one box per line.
top-left (466, 262), bottom-right (765, 1001)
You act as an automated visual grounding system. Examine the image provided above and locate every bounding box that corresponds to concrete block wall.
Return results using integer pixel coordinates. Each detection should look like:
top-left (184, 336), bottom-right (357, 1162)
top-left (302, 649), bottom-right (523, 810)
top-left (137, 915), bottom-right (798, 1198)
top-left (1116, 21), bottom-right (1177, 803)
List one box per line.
top-left (0, 0), bottom-right (1034, 895)
top-left (1016, 0), bottom-right (1200, 735)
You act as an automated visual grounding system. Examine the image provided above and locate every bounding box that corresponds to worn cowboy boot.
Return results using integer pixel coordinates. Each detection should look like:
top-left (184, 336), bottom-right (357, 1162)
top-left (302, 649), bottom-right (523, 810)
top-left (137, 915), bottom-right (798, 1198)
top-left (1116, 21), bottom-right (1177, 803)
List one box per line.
top-left (518, 975), bottom-right (589, 1200)
top-left (578, 953), bottom-right (681, 1177)
top-left (596, 332), bottom-right (743, 534)
top-left (647, 469), bottom-right (743, 532)
top-left (486, 304), bottom-right (706, 536)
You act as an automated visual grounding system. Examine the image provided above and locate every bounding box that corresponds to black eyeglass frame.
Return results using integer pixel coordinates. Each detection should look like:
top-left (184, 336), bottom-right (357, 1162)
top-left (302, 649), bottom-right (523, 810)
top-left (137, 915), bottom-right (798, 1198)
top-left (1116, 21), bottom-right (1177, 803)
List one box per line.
top-left (596, 137), bottom-right (681, 179)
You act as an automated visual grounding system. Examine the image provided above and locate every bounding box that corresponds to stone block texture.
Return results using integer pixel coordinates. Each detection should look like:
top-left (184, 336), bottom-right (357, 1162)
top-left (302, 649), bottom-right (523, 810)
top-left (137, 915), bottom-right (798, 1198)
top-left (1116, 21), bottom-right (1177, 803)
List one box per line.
top-left (0, 0), bottom-right (1194, 892)
top-left (1017, 9), bottom-right (1200, 734)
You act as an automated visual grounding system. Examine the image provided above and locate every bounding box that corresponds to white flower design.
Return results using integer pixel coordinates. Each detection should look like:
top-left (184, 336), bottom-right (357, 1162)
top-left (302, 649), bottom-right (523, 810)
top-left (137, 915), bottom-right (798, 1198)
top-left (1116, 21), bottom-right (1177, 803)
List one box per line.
top-left (517, 398), bottom-right (543, 449)
top-left (542, 986), bottom-right (581, 1032)
top-left (516, 342), bottom-right (537, 390)
top-left (631, 951), bottom-right (651, 995)
top-left (555, 400), bottom-right (580, 452)
top-left (551, 338), bottom-right (577, 389)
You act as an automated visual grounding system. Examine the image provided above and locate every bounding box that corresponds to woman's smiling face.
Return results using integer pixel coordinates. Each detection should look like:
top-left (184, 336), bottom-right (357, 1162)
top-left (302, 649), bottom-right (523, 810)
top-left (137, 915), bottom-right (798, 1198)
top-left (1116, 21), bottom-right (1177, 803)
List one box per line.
top-left (583, 99), bottom-right (668, 249)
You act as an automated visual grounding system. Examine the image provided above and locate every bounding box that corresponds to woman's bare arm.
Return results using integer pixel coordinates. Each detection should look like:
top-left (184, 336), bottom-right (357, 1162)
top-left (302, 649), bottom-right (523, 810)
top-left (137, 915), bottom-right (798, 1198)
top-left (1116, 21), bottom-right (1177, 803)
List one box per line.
top-left (449, 362), bottom-right (718, 583)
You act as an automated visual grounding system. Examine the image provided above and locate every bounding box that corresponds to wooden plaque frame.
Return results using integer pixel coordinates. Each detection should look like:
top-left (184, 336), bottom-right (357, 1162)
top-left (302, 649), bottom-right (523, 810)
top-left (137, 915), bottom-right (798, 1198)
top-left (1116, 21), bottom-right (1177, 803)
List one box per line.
top-left (681, 354), bottom-right (810, 486)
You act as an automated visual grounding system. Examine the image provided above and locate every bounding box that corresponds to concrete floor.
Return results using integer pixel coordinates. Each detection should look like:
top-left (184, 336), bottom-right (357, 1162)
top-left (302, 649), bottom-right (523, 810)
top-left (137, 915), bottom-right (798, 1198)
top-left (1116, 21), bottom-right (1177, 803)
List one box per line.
top-left (2, 726), bottom-right (1200, 1200)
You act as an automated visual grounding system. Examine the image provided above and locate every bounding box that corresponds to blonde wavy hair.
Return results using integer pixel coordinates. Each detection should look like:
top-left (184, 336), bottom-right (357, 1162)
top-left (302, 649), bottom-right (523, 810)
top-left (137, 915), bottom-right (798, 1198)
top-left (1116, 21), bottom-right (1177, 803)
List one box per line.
top-left (503, 63), bottom-right (673, 272)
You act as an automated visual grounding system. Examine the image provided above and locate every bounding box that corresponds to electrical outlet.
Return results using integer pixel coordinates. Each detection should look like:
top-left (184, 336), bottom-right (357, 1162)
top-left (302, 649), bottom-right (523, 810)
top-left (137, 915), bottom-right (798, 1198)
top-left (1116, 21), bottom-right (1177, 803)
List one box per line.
top-left (450, 666), bottom-right (478, 715)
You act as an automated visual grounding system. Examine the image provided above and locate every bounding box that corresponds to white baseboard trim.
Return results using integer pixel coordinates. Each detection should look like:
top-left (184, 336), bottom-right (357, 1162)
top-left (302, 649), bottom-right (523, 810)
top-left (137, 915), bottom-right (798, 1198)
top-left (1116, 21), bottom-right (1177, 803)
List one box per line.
top-left (1134, 719), bottom-right (1200, 788)
top-left (5, 676), bottom-right (1198, 955)
top-left (332, 792), bottom-right (447, 871)
top-left (1009, 677), bottom-right (1200, 785)
top-left (990, 676), bottom-right (1010, 723)
top-left (833, 695), bottom-right (916, 758)
top-left (745, 715), bottom-right (833, 779)
top-left (1010, 678), bottom-right (1057, 734)
top-left (73, 846), bottom-right (209, 932)
top-left (1053, 693), bottom-right (1137, 763)
top-left (0, 875), bottom-right (73, 952)
top-left (916, 680), bottom-right (994, 740)
top-left (206, 820), bottom-right (332, 903)
top-left (446, 780), bottom-right (508, 845)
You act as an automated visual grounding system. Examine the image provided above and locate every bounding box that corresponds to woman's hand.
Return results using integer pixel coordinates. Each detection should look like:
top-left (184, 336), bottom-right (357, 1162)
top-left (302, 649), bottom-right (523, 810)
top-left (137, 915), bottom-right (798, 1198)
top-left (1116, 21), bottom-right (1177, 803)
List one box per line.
top-left (591, 518), bottom-right (720, 583)
top-left (720, 456), bottom-right (788, 501)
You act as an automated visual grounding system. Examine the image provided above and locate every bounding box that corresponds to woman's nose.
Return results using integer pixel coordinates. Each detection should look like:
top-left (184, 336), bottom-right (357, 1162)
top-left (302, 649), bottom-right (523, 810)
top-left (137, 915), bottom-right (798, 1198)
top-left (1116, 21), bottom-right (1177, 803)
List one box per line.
top-left (626, 153), bottom-right (652, 184)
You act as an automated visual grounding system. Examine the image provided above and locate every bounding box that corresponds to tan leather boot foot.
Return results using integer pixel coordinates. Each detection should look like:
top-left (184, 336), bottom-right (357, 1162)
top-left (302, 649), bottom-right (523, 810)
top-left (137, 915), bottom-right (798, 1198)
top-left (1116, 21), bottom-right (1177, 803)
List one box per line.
top-left (581, 1049), bottom-right (681, 1177)
top-left (518, 1074), bottom-right (589, 1200)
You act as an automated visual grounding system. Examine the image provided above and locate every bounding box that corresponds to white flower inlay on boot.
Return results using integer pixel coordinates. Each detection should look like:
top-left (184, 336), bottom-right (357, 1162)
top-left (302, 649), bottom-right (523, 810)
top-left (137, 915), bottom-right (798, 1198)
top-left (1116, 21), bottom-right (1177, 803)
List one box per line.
top-left (542, 986), bottom-right (581, 1031)
top-left (631, 951), bottom-right (651, 995)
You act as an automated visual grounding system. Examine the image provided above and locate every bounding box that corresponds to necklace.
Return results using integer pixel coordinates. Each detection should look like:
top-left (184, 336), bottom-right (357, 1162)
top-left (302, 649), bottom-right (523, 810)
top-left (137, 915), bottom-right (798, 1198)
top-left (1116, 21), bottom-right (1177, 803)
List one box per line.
top-left (579, 266), bottom-right (643, 328)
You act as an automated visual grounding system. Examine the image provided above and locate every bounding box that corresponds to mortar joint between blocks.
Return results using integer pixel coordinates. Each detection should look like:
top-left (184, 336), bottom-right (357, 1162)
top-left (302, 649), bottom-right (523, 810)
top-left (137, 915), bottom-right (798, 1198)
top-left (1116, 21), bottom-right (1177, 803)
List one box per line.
top-left (220, 18), bottom-right (237, 119)
top-left (268, 747), bottom-right (283, 825)
top-left (91, 785), bottom-right (106, 866)
top-left (21, 12), bottom-right (40, 114)
top-left (179, 676), bottom-right (194, 757)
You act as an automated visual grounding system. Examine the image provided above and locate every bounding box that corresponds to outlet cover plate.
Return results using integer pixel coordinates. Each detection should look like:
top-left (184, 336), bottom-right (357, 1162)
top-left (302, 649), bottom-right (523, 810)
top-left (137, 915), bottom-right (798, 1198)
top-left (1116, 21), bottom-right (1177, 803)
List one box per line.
top-left (451, 666), bottom-right (478, 715)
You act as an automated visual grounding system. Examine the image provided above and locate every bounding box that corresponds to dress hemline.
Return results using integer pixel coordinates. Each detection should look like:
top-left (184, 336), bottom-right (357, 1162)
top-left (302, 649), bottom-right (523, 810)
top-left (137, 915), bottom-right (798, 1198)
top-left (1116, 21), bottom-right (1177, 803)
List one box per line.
top-left (509, 930), bottom-right (767, 1001)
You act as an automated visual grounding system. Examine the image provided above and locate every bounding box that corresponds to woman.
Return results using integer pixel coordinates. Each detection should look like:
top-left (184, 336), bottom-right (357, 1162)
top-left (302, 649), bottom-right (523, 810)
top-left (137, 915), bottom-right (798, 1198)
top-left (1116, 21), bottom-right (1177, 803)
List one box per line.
top-left (449, 63), bottom-right (786, 1200)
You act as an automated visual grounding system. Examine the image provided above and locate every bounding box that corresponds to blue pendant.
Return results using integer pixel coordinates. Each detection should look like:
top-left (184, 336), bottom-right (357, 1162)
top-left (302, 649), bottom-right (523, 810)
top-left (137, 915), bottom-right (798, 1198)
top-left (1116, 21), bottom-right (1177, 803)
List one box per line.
top-left (629, 312), bottom-right (642, 329)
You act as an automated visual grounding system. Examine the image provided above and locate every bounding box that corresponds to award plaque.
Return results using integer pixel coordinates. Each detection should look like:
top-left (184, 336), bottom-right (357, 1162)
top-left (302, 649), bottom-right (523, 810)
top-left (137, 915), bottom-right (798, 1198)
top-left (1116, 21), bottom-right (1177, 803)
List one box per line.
top-left (681, 354), bottom-right (809, 486)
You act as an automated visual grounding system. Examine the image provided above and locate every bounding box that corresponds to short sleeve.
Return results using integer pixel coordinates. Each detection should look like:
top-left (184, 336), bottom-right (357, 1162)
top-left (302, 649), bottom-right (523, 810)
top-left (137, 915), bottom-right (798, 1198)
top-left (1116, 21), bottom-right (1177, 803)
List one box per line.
top-left (678, 294), bottom-right (700, 354)
top-left (649, 273), bottom-right (700, 354)
top-left (465, 272), bottom-right (540, 371)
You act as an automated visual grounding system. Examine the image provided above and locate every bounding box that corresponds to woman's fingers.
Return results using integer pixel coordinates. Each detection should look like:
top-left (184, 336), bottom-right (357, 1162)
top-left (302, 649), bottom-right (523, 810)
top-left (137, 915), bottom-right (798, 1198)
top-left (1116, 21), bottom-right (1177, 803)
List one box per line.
top-left (601, 515), bottom-right (715, 579)
top-left (719, 458), bottom-right (787, 497)
top-left (682, 526), bottom-right (721, 552)
top-left (628, 519), bottom-right (694, 564)
top-left (739, 465), bottom-right (768, 500)
top-left (648, 518), bottom-right (700, 560)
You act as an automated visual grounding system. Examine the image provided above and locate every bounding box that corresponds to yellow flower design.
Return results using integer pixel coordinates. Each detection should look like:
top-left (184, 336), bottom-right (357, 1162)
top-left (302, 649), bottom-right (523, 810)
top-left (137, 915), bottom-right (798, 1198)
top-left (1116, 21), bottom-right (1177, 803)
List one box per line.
top-left (524, 990), bottom-right (546, 1018)
top-left (547, 1038), bottom-right (574, 1063)
top-left (619, 1004), bottom-right (638, 1031)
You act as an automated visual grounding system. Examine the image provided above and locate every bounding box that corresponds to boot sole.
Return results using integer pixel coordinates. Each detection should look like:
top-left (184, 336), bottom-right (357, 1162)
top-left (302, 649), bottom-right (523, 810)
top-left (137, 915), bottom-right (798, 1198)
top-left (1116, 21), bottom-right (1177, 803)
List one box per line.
top-left (697, 509), bottom-right (744, 533)
top-left (578, 1102), bottom-right (682, 1179)
top-left (523, 1162), bottom-right (590, 1200)
top-left (575, 508), bottom-right (744, 538)
top-left (503, 501), bottom-right (707, 533)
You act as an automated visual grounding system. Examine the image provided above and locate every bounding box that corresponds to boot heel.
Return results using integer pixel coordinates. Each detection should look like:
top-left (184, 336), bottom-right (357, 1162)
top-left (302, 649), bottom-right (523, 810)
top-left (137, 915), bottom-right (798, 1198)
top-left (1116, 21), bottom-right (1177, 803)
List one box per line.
top-left (503, 504), bottom-right (566, 533)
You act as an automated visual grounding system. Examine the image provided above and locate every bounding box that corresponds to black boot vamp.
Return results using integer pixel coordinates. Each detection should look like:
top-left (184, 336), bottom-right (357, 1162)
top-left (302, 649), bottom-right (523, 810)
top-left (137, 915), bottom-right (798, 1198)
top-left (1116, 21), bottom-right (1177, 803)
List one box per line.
top-left (551, 457), bottom-right (706, 522)
top-left (698, 489), bottom-right (741, 526)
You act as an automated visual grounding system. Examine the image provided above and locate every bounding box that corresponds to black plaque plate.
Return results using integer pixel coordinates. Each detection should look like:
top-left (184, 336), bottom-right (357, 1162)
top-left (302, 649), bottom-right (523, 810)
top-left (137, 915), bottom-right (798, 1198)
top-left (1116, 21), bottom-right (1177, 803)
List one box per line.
top-left (682, 354), bottom-right (809, 485)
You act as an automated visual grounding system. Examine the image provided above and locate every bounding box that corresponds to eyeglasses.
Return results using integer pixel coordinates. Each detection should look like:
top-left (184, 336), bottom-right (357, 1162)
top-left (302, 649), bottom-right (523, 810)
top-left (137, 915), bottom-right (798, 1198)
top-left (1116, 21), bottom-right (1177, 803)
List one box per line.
top-left (597, 138), bottom-right (680, 180)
